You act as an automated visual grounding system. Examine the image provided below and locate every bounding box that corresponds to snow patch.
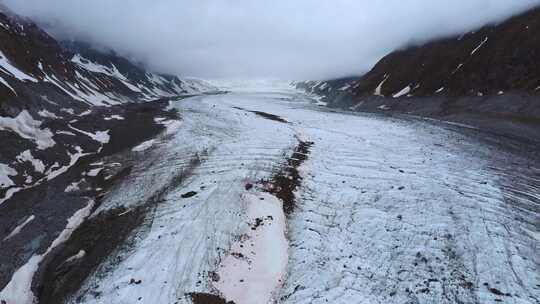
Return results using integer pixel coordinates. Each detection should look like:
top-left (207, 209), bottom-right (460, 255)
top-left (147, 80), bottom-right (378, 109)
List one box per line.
top-left (3, 215), bottom-right (35, 241)
top-left (45, 146), bottom-right (87, 181)
top-left (0, 200), bottom-right (94, 304)
top-left (16, 150), bottom-right (45, 173)
top-left (0, 51), bottom-right (38, 82)
top-left (392, 85), bottom-right (411, 98)
top-left (65, 180), bottom-right (83, 193)
top-left (452, 63), bottom-right (464, 75)
top-left (104, 115), bottom-right (125, 121)
top-left (471, 37), bottom-right (489, 55)
top-left (0, 111), bottom-right (55, 150)
top-left (65, 250), bottom-right (86, 263)
top-left (86, 168), bottom-right (103, 177)
top-left (374, 75), bottom-right (389, 96)
top-left (0, 163), bottom-right (17, 189)
top-left (38, 110), bottom-right (61, 119)
top-left (69, 125), bottom-right (110, 144)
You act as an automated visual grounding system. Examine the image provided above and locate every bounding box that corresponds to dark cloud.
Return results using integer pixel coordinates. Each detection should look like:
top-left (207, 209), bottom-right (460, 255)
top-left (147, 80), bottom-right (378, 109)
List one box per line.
top-left (3, 0), bottom-right (539, 79)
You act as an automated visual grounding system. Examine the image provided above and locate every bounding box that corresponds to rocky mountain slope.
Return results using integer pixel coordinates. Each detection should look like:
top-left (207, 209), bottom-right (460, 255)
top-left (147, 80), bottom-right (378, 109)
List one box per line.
top-left (0, 8), bottom-right (215, 205)
top-left (0, 8), bottom-right (219, 300)
top-left (298, 5), bottom-right (540, 142)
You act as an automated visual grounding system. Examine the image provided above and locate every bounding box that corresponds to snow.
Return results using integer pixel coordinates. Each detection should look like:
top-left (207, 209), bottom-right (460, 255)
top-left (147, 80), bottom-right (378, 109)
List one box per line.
top-left (374, 75), bottom-right (389, 96)
top-left (436, 87), bottom-right (445, 93)
top-left (214, 192), bottom-right (288, 304)
top-left (72, 55), bottom-right (139, 92)
top-left (78, 109), bottom-right (92, 117)
top-left (104, 115), bottom-right (125, 121)
top-left (0, 200), bottom-right (94, 304)
top-left (45, 146), bottom-right (87, 181)
top-left (16, 150), bottom-right (45, 173)
top-left (61, 108), bottom-right (75, 115)
top-left (65, 180), bottom-right (83, 193)
top-left (392, 85), bottom-right (411, 98)
top-left (0, 163), bottom-right (17, 188)
top-left (65, 250), bottom-right (86, 263)
top-left (86, 168), bottom-right (103, 177)
top-left (56, 130), bottom-right (76, 136)
top-left (377, 104), bottom-right (391, 110)
top-left (158, 119), bottom-right (183, 135)
top-left (471, 37), bottom-right (489, 55)
top-left (3, 215), bottom-right (35, 241)
top-left (132, 139), bottom-right (156, 152)
top-left (338, 84), bottom-right (351, 91)
top-left (452, 63), bottom-right (464, 74)
top-left (62, 86), bottom-right (539, 304)
top-left (38, 109), bottom-right (61, 119)
top-left (0, 110), bottom-right (55, 150)
top-left (0, 51), bottom-right (38, 82)
top-left (69, 125), bottom-right (111, 144)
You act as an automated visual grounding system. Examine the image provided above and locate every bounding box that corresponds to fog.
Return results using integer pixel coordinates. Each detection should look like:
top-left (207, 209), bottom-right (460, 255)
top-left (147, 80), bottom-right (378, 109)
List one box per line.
top-left (3, 0), bottom-right (539, 80)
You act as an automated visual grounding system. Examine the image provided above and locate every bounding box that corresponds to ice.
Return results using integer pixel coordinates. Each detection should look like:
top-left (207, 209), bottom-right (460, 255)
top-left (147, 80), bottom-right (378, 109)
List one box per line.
top-left (56, 86), bottom-right (539, 304)
top-left (0, 111), bottom-right (55, 150)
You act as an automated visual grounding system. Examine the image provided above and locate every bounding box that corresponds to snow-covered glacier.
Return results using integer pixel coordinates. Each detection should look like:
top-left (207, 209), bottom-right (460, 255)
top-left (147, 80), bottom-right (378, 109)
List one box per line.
top-left (2, 84), bottom-right (539, 304)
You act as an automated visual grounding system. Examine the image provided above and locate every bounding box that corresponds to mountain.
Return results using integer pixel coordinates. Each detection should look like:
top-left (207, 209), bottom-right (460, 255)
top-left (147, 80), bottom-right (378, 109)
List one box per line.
top-left (0, 9), bottom-right (215, 210)
top-left (297, 5), bottom-right (540, 141)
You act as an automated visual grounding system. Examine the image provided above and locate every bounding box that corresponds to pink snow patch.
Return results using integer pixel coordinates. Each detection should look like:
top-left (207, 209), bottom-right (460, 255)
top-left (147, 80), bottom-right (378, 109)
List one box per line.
top-left (214, 192), bottom-right (288, 304)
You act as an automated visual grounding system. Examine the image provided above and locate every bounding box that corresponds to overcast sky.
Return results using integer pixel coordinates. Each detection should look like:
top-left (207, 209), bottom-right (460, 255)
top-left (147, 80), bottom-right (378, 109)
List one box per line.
top-left (3, 0), bottom-right (539, 80)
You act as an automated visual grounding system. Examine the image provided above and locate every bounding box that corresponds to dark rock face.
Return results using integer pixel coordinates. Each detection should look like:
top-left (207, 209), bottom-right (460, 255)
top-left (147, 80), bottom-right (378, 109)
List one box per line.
top-left (296, 6), bottom-right (540, 142)
top-left (350, 6), bottom-right (540, 98)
